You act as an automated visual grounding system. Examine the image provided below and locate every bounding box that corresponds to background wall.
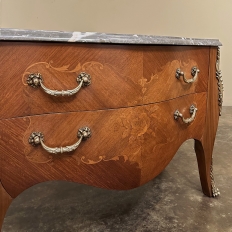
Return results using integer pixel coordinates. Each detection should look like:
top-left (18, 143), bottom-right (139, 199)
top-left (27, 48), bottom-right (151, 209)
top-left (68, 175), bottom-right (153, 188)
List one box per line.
top-left (0, 0), bottom-right (231, 105)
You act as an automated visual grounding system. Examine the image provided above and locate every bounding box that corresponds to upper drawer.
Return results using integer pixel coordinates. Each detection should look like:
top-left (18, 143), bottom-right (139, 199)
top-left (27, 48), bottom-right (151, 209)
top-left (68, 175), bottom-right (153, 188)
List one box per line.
top-left (0, 42), bottom-right (209, 119)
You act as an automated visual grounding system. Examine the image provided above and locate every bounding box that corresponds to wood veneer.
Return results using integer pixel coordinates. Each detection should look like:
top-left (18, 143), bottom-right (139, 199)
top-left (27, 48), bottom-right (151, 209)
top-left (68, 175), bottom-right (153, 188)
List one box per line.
top-left (0, 41), bottom-right (221, 230)
top-left (0, 43), bottom-right (209, 119)
top-left (1, 92), bottom-right (206, 198)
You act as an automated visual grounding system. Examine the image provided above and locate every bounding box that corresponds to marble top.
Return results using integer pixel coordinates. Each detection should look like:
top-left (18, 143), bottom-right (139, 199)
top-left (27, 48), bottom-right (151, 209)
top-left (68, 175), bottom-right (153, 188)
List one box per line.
top-left (0, 28), bottom-right (222, 46)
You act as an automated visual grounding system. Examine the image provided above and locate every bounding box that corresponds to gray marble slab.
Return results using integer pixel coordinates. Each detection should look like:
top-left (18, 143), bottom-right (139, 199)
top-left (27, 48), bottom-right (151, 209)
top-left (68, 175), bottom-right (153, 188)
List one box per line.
top-left (0, 28), bottom-right (222, 46)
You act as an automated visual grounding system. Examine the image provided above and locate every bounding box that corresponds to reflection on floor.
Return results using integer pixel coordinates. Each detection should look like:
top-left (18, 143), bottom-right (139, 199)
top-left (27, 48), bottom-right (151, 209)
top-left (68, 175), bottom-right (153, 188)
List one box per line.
top-left (3, 107), bottom-right (232, 232)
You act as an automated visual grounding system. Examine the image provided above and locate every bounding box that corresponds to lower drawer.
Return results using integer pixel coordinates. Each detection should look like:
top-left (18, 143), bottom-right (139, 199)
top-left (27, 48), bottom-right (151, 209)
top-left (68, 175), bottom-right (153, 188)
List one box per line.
top-left (0, 93), bottom-right (207, 197)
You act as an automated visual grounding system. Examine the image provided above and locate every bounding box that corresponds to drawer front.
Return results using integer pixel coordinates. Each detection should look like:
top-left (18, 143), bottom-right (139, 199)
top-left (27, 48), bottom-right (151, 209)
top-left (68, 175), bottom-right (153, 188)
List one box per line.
top-left (1, 93), bottom-right (207, 197)
top-left (0, 42), bottom-right (209, 119)
top-left (142, 46), bottom-right (209, 104)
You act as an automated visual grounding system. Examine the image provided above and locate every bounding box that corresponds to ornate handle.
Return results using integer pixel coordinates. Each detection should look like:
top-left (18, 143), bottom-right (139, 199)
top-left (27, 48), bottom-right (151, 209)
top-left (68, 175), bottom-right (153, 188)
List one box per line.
top-left (174, 105), bottom-right (197, 124)
top-left (28, 127), bottom-right (91, 154)
top-left (175, 67), bottom-right (200, 83)
top-left (27, 72), bottom-right (91, 96)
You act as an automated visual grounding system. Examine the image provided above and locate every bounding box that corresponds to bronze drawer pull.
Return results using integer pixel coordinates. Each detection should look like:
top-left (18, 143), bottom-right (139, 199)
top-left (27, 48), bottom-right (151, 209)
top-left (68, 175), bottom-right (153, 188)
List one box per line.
top-left (28, 127), bottom-right (91, 154)
top-left (174, 105), bottom-right (197, 124)
top-left (175, 67), bottom-right (199, 83)
top-left (27, 72), bottom-right (91, 96)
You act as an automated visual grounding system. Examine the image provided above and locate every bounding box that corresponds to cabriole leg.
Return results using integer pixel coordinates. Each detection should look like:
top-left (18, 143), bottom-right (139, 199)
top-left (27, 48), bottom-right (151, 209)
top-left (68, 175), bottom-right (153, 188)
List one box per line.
top-left (194, 47), bottom-right (222, 198)
top-left (194, 139), bottom-right (220, 197)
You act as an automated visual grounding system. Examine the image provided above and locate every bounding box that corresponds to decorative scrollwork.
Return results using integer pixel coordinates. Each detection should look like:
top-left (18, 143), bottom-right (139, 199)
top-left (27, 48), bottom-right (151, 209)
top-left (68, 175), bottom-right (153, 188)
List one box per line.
top-left (77, 127), bottom-right (92, 140)
top-left (28, 131), bottom-right (44, 146)
top-left (210, 158), bottom-right (220, 197)
top-left (216, 47), bottom-right (223, 116)
top-left (27, 73), bottom-right (43, 88)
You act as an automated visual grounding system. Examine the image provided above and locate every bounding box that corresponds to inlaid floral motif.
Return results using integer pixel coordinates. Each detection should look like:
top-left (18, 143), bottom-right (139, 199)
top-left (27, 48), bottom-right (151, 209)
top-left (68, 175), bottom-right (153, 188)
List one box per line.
top-left (23, 59), bottom-right (197, 166)
top-left (22, 61), bottom-right (104, 85)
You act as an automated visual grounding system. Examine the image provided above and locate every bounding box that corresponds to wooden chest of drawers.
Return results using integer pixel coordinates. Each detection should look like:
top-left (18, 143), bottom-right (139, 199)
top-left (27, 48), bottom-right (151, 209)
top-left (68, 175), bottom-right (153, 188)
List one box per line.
top-left (0, 29), bottom-right (223, 229)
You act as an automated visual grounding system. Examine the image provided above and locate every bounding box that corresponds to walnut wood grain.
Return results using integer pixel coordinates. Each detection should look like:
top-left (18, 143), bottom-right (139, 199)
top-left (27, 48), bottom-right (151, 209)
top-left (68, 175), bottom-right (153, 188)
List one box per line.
top-left (194, 47), bottom-right (220, 197)
top-left (0, 181), bottom-right (12, 230)
top-left (0, 43), bottom-right (209, 119)
top-left (0, 93), bottom-right (207, 198)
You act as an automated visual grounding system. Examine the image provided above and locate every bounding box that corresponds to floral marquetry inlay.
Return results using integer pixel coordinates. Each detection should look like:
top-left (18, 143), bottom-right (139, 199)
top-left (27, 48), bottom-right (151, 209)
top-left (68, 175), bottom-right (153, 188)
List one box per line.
top-left (134, 59), bottom-right (200, 105)
top-left (23, 105), bottom-right (165, 166)
top-left (22, 60), bottom-right (104, 85)
top-left (22, 58), bottom-right (201, 167)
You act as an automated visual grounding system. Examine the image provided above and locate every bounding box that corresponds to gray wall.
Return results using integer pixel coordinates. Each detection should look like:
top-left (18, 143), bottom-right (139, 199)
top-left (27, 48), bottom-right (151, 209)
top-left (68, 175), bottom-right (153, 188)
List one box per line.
top-left (0, 0), bottom-right (231, 105)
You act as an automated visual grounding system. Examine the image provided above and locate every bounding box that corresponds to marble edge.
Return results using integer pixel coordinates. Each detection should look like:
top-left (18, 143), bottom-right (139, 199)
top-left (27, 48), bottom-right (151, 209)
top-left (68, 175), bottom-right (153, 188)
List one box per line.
top-left (0, 28), bottom-right (222, 46)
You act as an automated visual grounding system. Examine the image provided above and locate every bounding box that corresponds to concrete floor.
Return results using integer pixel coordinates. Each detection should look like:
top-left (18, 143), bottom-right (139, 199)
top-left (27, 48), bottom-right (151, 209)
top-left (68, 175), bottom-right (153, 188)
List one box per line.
top-left (3, 107), bottom-right (232, 232)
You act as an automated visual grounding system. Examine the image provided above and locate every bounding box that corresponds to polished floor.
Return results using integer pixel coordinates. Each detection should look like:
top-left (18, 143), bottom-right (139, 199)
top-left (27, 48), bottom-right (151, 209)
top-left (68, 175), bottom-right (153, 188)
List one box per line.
top-left (3, 107), bottom-right (232, 232)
